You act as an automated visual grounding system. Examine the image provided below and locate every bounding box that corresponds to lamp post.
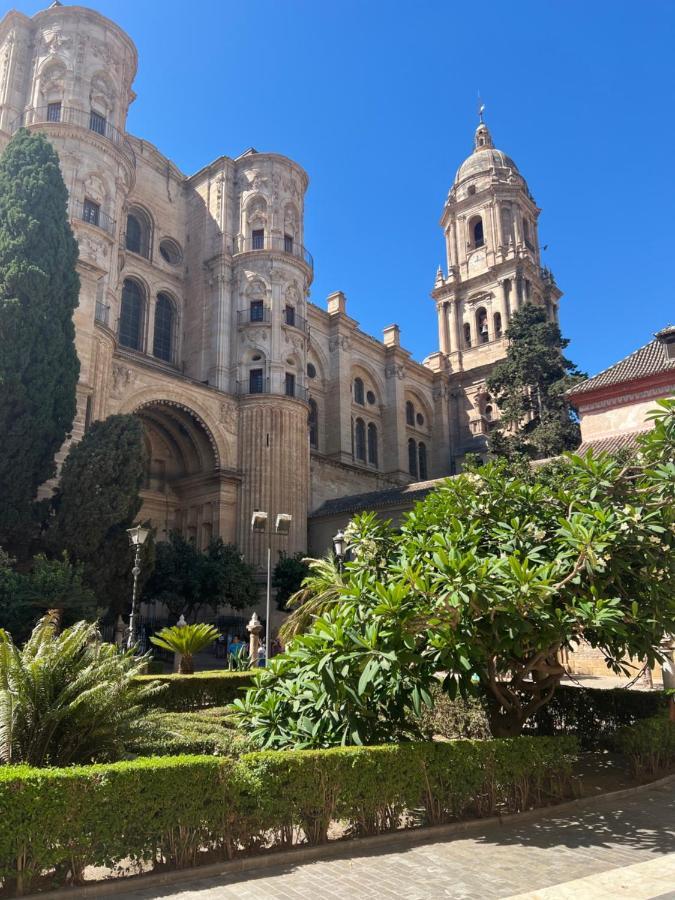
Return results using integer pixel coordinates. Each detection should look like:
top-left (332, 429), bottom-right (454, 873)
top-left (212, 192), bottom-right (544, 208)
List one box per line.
top-left (251, 510), bottom-right (292, 660)
top-left (333, 528), bottom-right (346, 573)
top-left (126, 523), bottom-right (149, 651)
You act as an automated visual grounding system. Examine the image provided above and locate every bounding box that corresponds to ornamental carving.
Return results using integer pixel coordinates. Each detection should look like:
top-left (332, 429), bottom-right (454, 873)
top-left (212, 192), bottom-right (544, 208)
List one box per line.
top-left (111, 363), bottom-right (136, 394)
top-left (329, 335), bottom-right (350, 352)
top-left (385, 363), bottom-right (405, 380)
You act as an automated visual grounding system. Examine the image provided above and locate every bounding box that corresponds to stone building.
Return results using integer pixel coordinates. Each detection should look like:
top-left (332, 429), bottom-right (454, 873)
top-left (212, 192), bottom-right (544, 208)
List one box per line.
top-left (0, 2), bottom-right (562, 573)
top-left (568, 325), bottom-right (675, 454)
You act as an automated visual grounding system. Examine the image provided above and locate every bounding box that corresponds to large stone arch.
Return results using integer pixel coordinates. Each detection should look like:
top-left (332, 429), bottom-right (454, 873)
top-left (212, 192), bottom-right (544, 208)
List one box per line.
top-left (119, 393), bottom-right (237, 547)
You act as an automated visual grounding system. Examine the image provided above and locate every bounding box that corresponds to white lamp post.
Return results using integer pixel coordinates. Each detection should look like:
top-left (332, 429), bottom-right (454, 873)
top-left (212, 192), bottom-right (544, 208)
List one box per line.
top-left (251, 510), bottom-right (292, 660)
top-left (126, 523), bottom-right (150, 651)
top-left (333, 528), bottom-right (346, 572)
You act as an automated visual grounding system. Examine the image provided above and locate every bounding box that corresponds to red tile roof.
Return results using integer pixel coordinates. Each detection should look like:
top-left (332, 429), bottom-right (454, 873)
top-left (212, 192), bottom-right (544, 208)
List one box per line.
top-left (577, 431), bottom-right (649, 456)
top-left (569, 327), bottom-right (675, 396)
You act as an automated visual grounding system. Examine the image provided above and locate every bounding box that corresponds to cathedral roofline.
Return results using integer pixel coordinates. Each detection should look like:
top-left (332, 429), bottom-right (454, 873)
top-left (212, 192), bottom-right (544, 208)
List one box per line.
top-left (187, 150), bottom-right (309, 190)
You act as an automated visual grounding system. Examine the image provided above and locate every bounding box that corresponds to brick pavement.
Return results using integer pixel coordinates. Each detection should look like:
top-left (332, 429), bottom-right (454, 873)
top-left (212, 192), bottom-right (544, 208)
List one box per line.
top-left (115, 779), bottom-right (675, 900)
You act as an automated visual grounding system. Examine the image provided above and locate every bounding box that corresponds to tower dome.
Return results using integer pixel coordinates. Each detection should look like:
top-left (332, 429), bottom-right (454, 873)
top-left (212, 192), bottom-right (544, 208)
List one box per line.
top-left (454, 122), bottom-right (520, 187)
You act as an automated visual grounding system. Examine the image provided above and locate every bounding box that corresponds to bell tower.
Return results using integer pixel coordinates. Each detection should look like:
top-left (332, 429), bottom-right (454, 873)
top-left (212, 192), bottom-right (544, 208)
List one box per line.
top-left (432, 117), bottom-right (562, 464)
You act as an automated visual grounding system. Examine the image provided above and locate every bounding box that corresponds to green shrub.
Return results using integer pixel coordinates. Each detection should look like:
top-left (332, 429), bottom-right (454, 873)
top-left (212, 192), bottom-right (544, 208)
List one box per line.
top-left (417, 684), bottom-right (492, 740)
top-left (135, 670), bottom-right (253, 711)
top-left (0, 736), bottom-right (577, 894)
top-left (129, 710), bottom-right (250, 758)
top-left (529, 685), bottom-right (668, 747)
top-left (612, 716), bottom-right (675, 776)
top-left (0, 617), bottom-right (160, 767)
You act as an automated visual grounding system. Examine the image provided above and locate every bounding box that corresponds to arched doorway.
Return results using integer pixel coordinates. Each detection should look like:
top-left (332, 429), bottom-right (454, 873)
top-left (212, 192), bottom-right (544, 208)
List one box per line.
top-left (134, 400), bottom-right (222, 547)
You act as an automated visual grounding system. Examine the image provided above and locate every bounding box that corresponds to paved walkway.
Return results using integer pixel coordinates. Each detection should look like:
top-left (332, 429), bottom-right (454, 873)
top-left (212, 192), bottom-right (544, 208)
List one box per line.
top-left (117, 779), bottom-right (675, 900)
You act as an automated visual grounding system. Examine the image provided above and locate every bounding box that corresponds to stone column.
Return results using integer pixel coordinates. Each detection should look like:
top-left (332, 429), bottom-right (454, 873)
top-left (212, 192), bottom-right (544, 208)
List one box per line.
top-left (207, 267), bottom-right (231, 390)
top-left (495, 202), bottom-right (504, 249)
top-left (437, 301), bottom-right (450, 354)
top-left (451, 299), bottom-right (462, 352)
top-left (513, 274), bottom-right (523, 312)
top-left (512, 204), bottom-right (522, 247)
top-left (501, 279), bottom-right (511, 322)
top-left (146, 294), bottom-right (156, 357)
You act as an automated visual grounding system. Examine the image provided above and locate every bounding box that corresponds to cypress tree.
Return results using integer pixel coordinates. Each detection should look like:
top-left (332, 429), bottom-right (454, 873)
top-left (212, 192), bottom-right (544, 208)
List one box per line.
top-left (487, 304), bottom-right (585, 459)
top-left (48, 414), bottom-right (148, 614)
top-left (0, 129), bottom-right (80, 550)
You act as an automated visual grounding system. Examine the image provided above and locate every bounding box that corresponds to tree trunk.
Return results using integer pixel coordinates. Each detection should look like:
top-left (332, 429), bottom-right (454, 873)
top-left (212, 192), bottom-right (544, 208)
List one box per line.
top-left (486, 705), bottom-right (526, 738)
top-left (47, 607), bottom-right (64, 634)
top-left (178, 653), bottom-right (194, 675)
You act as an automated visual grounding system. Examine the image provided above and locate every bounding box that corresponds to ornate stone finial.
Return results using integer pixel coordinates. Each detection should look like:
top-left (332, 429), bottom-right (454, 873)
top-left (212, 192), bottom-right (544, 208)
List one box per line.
top-left (474, 121), bottom-right (494, 152)
top-left (434, 265), bottom-right (444, 288)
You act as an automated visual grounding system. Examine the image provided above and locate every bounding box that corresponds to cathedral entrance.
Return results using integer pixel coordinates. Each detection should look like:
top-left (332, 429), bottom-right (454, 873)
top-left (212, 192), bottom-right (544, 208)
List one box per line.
top-left (134, 400), bottom-right (226, 548)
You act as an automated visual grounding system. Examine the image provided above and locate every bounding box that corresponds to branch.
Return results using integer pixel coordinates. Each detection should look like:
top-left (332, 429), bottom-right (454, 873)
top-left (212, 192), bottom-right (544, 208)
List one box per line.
top-left (554, 551), bottom-right (587, 591)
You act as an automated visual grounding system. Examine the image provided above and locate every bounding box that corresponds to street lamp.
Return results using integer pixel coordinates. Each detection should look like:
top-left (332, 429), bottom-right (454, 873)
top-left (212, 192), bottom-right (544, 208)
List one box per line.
top-left (126, 523), bottom-right (149, 651)
top-left (251, 510), bottom-right (292, 660)
top-left (333, 528), bottom-right (346, 573)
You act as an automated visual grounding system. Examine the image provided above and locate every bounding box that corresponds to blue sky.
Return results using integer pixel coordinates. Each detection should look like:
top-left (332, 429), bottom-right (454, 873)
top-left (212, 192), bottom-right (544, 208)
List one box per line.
top-left (14, 0), bottom-right (675, 374)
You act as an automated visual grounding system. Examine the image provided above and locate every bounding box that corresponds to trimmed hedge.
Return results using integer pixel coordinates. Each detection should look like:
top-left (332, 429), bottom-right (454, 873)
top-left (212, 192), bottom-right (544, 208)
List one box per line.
top-left (0, 736), bottom-right (577, 894)
top-left (613, 716), bottom-right (675, 777)
top-left (128, 710), bottom-right (250, 758)
top-left (530, 685), bottom-right (668, 747)
top-left (135, 670), bottom-right (253, 711)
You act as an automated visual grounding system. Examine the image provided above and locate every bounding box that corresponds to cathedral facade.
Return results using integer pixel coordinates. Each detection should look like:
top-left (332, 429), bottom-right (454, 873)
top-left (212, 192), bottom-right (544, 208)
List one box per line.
top-left (0, 3), bottom-right (562, 569)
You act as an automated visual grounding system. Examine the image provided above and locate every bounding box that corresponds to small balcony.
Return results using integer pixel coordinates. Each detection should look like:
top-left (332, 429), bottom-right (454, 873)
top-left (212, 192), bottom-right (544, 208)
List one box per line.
top-left (282, 309), bottom-right (309, 333)
top-left (71, 198), bottom-right (116, 236)
top-left (237, 307), bottom-right (272, 325)
top-left (234, 235), bottom-right (313, 271)
top-left (11, 106), bottom-right (135, 167)
top-left (236, 378), bottom-right (309, 402)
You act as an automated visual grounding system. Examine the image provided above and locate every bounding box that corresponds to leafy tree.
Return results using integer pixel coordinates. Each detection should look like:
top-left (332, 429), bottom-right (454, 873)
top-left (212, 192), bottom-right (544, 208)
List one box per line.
top-left (396, 399), bottom-right (675, 735)
top-left (46, 414), bottom-right (149, 619)
top-left (0, 130), bottom-right (80, 552)
top-left (150, 623), bottom-right (220, 675)
top-left (231, 578), bottom-right (437, 749)
top-left (48, 414), bottom-right (146, 561)
top-left (0, 550), bottom-right (96, 642)
top-left (0, 615), bottom-right (159, 766)
top-left (142, 533), bottom-right (202, 620)
top-left (272, 552), bottom-right (311, 612)
top-left (143, 534), bottom-right (256, 620)
top-left (278, 555), bottom-right (344, 642)
top-left (236, 401), bottom-right (675, 743)
top-left (487, 304), bottom-right (585, 459)
top-left (278, 512), bottom-right (393, 642)
top-left (201, 539), bottom-right (257, 612)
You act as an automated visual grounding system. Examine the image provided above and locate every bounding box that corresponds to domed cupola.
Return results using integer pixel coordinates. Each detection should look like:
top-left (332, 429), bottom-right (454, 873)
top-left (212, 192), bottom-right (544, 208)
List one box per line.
top-left (454, 121), bottom-right (521, 188)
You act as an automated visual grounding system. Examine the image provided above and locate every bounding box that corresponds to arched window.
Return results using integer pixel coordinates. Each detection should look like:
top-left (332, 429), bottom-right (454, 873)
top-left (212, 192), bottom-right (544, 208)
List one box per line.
top-left (308, 399), bottom-right (318, 449)
top-left (405, 400), bottom-right (415, 426)
top-left (464, 322), bottom-right (472, 348)
top-left (119, 278), bottom-right (145, 350)
top-left (471, 216), bottom-right (484, 248)
top-left (367, 422), bottom-right (378, 467)
top-left (153, 293), bottom-right (175, 362)
top-left (477, 308), bottom-right (489, 343)
top-left (418, 442), bottom-right (428, 480)
top-left (494, 312), bottom-right (503, 338)
top-left (125, 209), bottom-right (151, 258)
top-left (353, 377), bottom-right (365, 405)
top-left (484, 404), bottom-right (493, 421)
top-left (354, 418), bottom-right (366, 461)
top-left (408, 438), bottom-right (418, 478)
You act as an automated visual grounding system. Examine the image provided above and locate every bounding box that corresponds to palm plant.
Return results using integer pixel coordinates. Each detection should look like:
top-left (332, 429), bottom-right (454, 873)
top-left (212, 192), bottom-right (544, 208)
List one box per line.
top-left (0, 614), bottom-right (159, 767)
top-left (278, 555), bottom-right (344, 643)
top-left (150, 622), bottom-right (220, 674)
